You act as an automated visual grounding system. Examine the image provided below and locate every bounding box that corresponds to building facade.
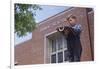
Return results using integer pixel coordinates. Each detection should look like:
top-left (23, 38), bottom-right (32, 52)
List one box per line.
top-left (15, 7), bottom-right (94, 65)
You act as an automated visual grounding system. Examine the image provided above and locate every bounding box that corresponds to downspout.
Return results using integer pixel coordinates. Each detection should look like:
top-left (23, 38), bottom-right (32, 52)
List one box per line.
top-left (86, 8), bottom-right (94, 60)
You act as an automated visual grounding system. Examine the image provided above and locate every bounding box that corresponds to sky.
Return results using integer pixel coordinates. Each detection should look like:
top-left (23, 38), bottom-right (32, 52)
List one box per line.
top-left (15, 5), bottom-right (69, 45)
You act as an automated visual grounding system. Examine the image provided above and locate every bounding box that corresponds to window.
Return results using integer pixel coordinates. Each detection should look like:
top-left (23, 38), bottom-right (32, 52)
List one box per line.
top-left (51, 39), bottom-right (56, 52)
top-left (64, 50), bottom-right (69, 61)
top-left (58, 52), bottom-right (63, 63)
top-left (57, 36), bottom-right (63, 50)
top-left (51, 54), bottom-right (56, 63)
top-left (50, 35), bottom-right (69, 63)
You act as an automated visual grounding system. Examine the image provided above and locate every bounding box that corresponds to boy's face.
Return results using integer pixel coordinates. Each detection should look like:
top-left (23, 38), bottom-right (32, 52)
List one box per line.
top-left (68, 18), bottom-right (76, 26)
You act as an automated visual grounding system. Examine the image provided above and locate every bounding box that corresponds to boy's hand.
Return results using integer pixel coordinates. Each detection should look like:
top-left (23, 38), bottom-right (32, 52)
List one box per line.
top-left (64, 28), bottom-right (70, 35)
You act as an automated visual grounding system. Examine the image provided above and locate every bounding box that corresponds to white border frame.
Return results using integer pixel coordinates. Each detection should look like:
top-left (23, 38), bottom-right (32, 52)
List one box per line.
top-left (11, 0), bottom-right (96, 69)
top-left (11, 1), bottom-right (15, 69)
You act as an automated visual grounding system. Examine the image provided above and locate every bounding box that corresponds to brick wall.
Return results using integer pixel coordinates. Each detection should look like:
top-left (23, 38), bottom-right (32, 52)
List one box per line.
top-left (15, 39), bottom-right (34, 65)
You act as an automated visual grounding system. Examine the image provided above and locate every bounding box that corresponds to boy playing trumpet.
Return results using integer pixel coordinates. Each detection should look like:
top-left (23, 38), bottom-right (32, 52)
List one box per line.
top-left (56, 14), bottom-right (82, 62)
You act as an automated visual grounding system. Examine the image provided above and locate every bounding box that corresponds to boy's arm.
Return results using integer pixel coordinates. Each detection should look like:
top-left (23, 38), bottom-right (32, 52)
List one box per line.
top-left (68, 24), bottom-right (82, 35)
top-left (56, 24), bottom-right (82, 36)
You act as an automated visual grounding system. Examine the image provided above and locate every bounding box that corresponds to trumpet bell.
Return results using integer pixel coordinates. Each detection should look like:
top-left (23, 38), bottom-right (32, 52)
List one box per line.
top-left (58, 27), bottom-right (64, 31)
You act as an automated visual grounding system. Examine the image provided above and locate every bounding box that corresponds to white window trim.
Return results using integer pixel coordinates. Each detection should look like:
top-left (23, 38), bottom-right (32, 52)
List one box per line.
top-left (44, 30), bottom-right (57, 64)
top-left (44, 30), bottom-right (69, 63)
top-left (50, 36), bottom-right (67, 63)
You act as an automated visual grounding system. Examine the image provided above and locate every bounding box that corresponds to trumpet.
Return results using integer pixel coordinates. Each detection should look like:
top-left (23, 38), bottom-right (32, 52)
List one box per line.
top-left (56, 26), bottom-right (65, 32)
top-left (56, 20), bottom-right (67, 32)
top-left (56, 20), bottom-right (76, 35)
top-left (59, 26), bottom-right (77, 35)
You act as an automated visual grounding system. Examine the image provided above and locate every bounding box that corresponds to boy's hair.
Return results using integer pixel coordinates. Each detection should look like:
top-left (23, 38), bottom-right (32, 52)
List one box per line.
top-left (67, 14), bottom-right (77, 21)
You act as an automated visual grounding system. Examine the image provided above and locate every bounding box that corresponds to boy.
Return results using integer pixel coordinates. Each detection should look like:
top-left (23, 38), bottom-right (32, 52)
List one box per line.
top-left (56, 14), bottom-right (82, 62)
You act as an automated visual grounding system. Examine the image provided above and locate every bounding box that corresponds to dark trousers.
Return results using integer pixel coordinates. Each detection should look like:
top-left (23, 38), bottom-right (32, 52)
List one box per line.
top-left (68, 47), bottom-right (82, 62)
top-left (66, 36), bottom-right (82, 62)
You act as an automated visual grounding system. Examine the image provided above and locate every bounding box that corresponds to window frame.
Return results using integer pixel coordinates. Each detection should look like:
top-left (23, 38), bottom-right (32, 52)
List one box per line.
top-left (49, 35), bottom-right (68, 63)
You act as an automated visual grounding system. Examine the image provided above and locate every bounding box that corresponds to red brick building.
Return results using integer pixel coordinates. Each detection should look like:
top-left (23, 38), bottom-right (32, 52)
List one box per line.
top-left (15, 7), bottom-right (94, 65)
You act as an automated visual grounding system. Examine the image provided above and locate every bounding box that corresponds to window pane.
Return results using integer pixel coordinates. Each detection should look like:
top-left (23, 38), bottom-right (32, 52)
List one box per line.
top-left (51, 39), bottom-right (56, 52)
top-left (57, 37), bottom-right (63, 50)
top-left (64, 38), bottom-right (67, 48)
top-left (51, 54), bottom-right (56, 63)
top-left (58, 52), bottom-right (63, 63)
top-left (64, 50), bottom-right (69, 61)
